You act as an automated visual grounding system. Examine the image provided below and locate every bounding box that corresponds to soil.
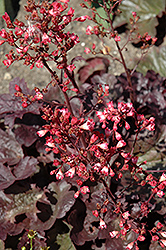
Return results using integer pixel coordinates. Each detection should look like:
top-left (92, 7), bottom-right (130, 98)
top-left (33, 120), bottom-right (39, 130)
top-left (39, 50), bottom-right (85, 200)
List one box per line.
top-left (0, 0), bottom-right (142, 94)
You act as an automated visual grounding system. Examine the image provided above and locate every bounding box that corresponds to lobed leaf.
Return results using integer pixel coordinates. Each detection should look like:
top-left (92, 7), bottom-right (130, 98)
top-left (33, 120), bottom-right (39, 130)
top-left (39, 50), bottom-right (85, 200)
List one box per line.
top-left (0, 164), bottom-right (16, 190)
top-left (0, 128), bottom-right (24, 165)
top-left (114, 0), bottom-right (165, 36)
top-left (56, 222), bottom-right (76, 250)
top-left (137, 44), bottom-right (166, 77)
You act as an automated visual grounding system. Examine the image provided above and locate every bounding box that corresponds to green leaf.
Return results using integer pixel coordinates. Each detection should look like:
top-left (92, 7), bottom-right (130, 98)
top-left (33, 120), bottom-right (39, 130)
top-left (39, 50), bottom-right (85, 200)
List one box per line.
top-left (56, 222), bottom-right (76, 250)
top-left (138, 126), bottom-right (166, 170)
top-left (91, 0), bottom-right (113, 30)
top-left (0, 239), bottom-right (4, 250)
top-left (114, 0), bottom-right (165, 36)
top-left (137, 44), bottom-right (166, 77)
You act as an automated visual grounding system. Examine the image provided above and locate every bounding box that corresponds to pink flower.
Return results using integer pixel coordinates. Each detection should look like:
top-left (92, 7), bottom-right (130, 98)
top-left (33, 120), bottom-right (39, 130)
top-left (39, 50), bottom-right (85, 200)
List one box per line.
top-left (125, 121), bottom-right (130, 130)
top-left (3, 59), bottom-right (12, 67)
top-left (132, 12), bottom-right (137, 18)
top-left (115, 131), bottom-right (122, 140)
top-left (71, 116), bottom-right (78, 125)
top-left (42, 33), bottom-right (51, 44)
top-left (160, 239), bottom-right (166, 247)
top-left (52, 50), bottom-right (59, 57)
top-left (80, 118), bottom-right (95, 131)
top-left (122, 211), bottom-right (130, 219)
top-left (15, 84), bottom-right (21, 92)
top-left (67, 64), bottom-right (76, 72)
top-left (0, 28), bottom-right (8, 38)
top-left (145, 35), bottom-right (151, 41)
top-left (56, 169), bottom-right (64, 180)
top-left (114, 35), bottom-right (121, 42)
top-left (0, 40), bottom-right (5, 45)
top-left (90, 134), bottom-right (98, 144)
top-left (149, 180), bottom-right (157, 187)
top-left (86, 25), bottom-right (93, 35)
top-left (93, 163), bottom-right (101, 172)
top-left (15, 27), bottom-right (24, 36)
top-left (45, 137), bottom-right (55, 147)
top-left (34, 92), bottom-right (43, 100)
top-left (60, 0), bottom-right (69, 3)
top-left (116, 140), bottom-right (126, 148)
top-left (126, 241), bottom-right (134, 250)
top-left (152, 235), bottom-right (159, 241)
top-left (109, 230), bottom-right (119, 238)
top-left (37, 130), bottom-right (48, 137)
top-left (97, 142), bottom-right (108, 150)
top-left (65, 167), bottom-right (75, 178)
top-left (137, 235), bottom-right (145, 241)
top-left (92, 43), bottom-right (96, 50)
top-left (96, 111), bottom-right (106, 122)
top-left (80, 186), bottom-right (90, 194)
top-left (84, 47), bottom-right (91, 54)
top-left (74, 191), bottom-right (80, 198)
top-left (99, 218), bottom-right (107, 229)
top-left (157, 222), bottom-right (163, 229)
top-left (101, 166), bottom-right (109, 176)
top-left (152, 37), bottom-right (157, 43)
top-left (131, 156), bottom-right (138, 164)
top-left (145, 117), bottom-right (155, 131)
top-left (157, 190), bottom-right (164, 198)
top-left (2, 12), bottom-right (11, 24)
top-left (92, 210), bottom-right (99, 217)
top-left (67, 7), bottom-right (74, 15)
top-left (22, 102), bottom-right (28, 108)
top-left (74, 15), bottom-right (91, 22)
top-left (110, 168), bottom-right (115, 177)
top-left (159, 173), bottom-right (166, 182)
top-left (160, 231), bottom-right (166, 238)
top-left (36, 60), bottom-right (44, 68)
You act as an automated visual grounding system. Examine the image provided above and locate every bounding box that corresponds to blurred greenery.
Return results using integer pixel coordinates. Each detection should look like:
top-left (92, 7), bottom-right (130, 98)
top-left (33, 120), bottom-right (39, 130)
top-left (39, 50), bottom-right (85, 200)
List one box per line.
top-left (56, 222), bottom-right (76, 250)
top-left (137, 44), bottom-right (166, 77)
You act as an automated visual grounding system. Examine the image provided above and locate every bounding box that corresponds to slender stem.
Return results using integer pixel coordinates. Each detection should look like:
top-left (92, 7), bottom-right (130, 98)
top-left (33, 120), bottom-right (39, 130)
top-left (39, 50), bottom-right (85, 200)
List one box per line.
top-left (145, 169), bottom-right (166, 173)
top-left (100, 177), bottom-right (116, 205)
top-left (65, 68), bottom-right (81, 93)
top-left (103, 0), bottom-right (134, 104)
top-left (42, 59), bottom-right (88, 149)
top-left (130, 49), bottom-right (149, 75)
top-left (42, 59), bottom-right (74, 115)
top-left (30, 238), bottom-right (33, 250)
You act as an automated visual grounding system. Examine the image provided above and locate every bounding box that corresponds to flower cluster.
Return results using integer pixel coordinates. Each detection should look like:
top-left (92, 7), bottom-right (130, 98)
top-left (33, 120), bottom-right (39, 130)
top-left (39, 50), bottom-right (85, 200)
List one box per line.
top-left (36, 101), bottom-right (156, 210)
top-left (0, 0), bottom-right (89, 71)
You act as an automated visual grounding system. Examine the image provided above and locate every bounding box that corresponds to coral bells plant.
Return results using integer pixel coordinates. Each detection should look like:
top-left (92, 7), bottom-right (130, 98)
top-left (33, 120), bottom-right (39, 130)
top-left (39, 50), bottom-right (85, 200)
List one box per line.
top-left (0, 0), bottom-right (166, 249)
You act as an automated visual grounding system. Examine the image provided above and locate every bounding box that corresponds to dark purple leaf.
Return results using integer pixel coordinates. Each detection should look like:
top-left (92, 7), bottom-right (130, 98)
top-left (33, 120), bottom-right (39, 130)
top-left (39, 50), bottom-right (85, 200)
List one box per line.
top-left (14, 124), bottom-right (38, 147)
top-left (48, 180), bottom-right (75, 219)
top-left (13, 156), bottom-right (38, 180)
top-left (78, 57), bottom-right (110, 83)
top-left (0, 191), bottom-right (24, 240)
top-left (0, 128), bottom-right (24, 165)
top-left (43, 85), bottom-right (61, 101)
top-left (37, 151), bottom-right (55, 164)
top-left (14, 181), bottom-right (76, 233)
top-left (3, 186), bottom-right (48, 229)
top-left (9, 77), bottom-right (32, 96)
top-left (71, 56), bottom-right (86, 64)
top-left (0, 77), bottom-right (42, 128)
top-left (0, 164), bottom-right (16, 190)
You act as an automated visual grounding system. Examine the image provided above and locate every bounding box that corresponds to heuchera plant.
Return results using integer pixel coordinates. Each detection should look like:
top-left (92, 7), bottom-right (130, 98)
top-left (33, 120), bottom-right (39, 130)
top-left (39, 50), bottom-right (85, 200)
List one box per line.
top-left (0, 0), bottom-right (166, 249)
